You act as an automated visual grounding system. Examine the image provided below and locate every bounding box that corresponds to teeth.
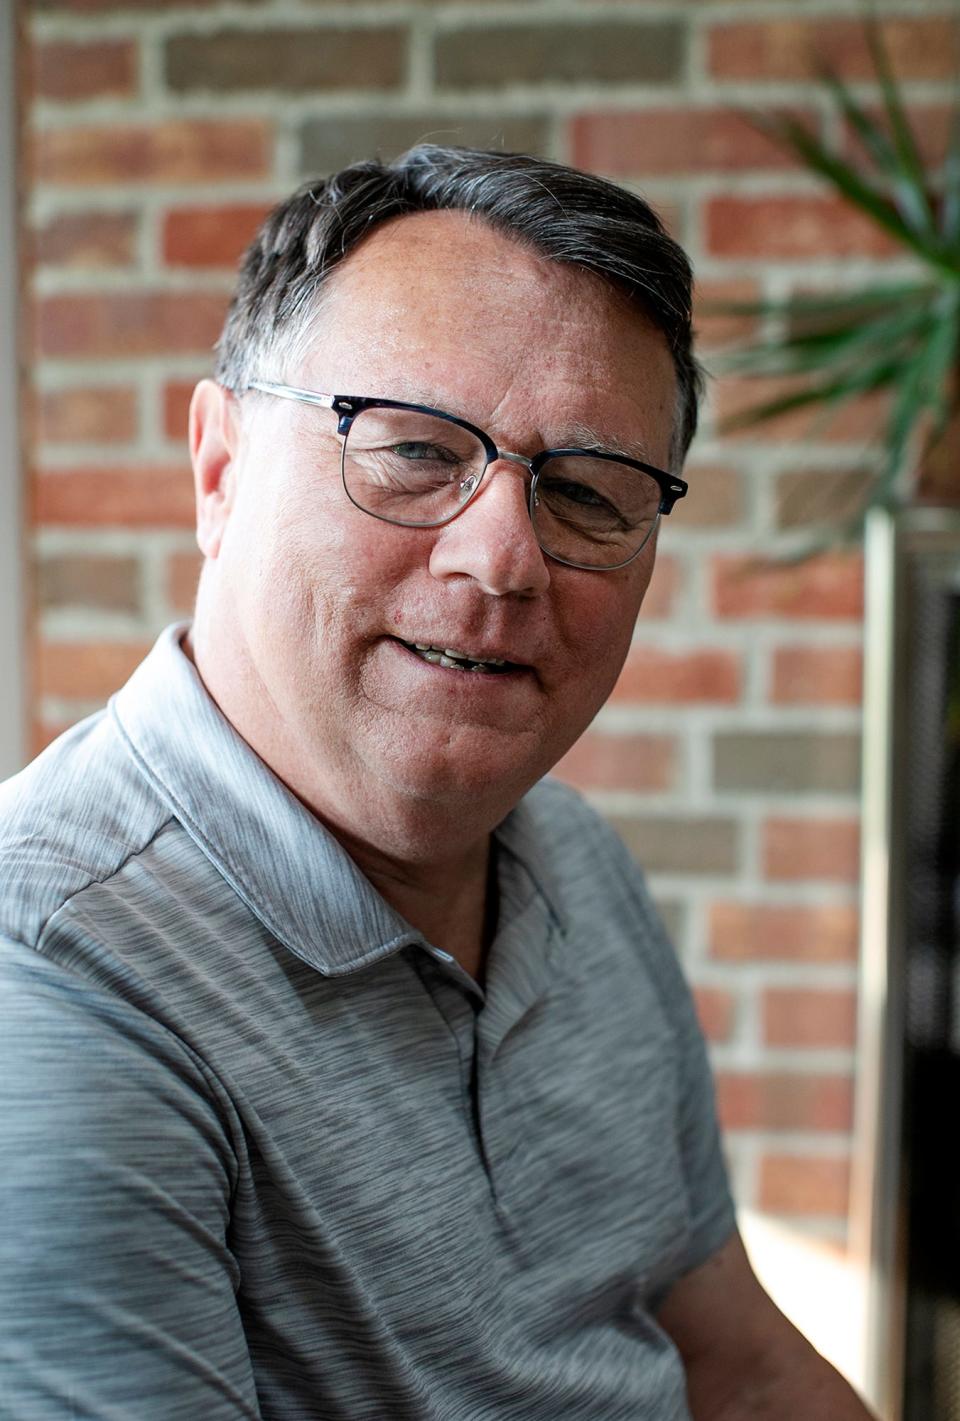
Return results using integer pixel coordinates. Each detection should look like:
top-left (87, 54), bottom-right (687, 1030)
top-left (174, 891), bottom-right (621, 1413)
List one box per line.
top-left (408, 640), bottom-right (506, 668)
top-left (443, 647), bottom-right (505, 666)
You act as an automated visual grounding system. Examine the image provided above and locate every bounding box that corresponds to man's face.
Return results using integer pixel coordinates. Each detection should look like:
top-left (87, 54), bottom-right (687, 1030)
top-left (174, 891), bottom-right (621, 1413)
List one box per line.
top-left (196, 210), bottom-right (678, 849)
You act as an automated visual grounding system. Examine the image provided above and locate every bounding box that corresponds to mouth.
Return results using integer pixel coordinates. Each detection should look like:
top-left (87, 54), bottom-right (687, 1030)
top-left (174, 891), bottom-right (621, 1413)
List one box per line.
top-left (394, 638), bottom-right (521, 675)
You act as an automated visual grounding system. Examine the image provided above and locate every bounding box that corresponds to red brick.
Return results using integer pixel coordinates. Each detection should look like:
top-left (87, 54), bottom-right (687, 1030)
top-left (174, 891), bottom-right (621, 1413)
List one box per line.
top-left (694, 278), bottom-right (761, 353)
top-left (167, 549), bottom-right (202, 616)
top-left (715, 375), bottom-right (890, 445)
top-left (694, 985), bottom-right (735, 1044)
top-left (36, 640), bottom-right (152, 700)
top-left (30, 719), bottom-right (76, 757)
top-left (36, 292), bottom-right (227, 358)
top-left (611, 645), bottom-right (741, 703)
top-left (32, 119), bottom-right (271, 185)
top-left (34, 0), bottom-right (220, 9)
top-left (32, 40), bottom-right (138, 101)
top-left (164, 380), bottom-right (196, 441)
top-left (759, 1154), bottom-right (851, 1215)
top-left (764, 988), bottom-right (858, 1049)
top-left (708, 17), bottom-right (958, 82)
top-left (847, 103), bottom-right (954, 170)
top-left (34, 466), bottom-right (196, 528)
top-left (676, 465), bottom-right (743, 528)
top-left (570, 107), bottom-right (805, 176)
top-left (716, 1071), bottom-right (853, 1132)
top-left (772, 645), bottom-right (863, 705)
top-left (652, 199), bottom-right (684, 246)
top-left (706, 195), bottom-right (899, 261)
top-left (36, 386), bottom-right (138, 445)
top-left (553, 731), bottom-right (675, 793)
top-left (709, 902), bottom-right (859, 963)
top-left (763, 817), bottom-right (861, 884)
top-left (33, 212), bottom-right (138, 269)
top-left (775, 467), bottom-right (874, 532)
top-left (712, 552), bottom-right (863, 620)
top-left (638, 552), bottom-right (677, 620)
top-left (163, 203), bottom-right (274, 269)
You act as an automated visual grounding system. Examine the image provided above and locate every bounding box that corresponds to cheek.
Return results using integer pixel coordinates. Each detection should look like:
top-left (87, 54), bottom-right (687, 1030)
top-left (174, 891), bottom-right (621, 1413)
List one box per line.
top-left (274, 508), bottom-right (425, 650)
top-left (559, 558), bottom-right (653, 678)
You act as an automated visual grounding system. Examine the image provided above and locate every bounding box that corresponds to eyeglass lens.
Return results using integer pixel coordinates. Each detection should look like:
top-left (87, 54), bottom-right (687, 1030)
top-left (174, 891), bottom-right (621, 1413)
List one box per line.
top-left (341, 406), bottom-right (662, 569)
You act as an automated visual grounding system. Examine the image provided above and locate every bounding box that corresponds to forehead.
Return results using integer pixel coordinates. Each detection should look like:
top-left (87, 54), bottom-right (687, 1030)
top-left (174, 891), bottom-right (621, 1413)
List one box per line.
top-left (288, 210), bottom-right (677, 460)
top-left (312, 209), bottom-right (655, 353)
top-left (327, 207), bottom-right (607, 299)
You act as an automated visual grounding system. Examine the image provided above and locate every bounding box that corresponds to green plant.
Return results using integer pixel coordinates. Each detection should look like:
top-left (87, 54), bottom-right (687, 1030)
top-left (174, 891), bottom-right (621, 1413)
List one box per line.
top-left (716, 19), bottom-right (960, 534)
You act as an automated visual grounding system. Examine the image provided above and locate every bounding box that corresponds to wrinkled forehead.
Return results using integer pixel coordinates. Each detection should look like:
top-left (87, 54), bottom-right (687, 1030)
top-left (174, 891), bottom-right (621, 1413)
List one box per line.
top-left (276, 210), bottom-right (677, 457)
top-left (292, 209), bottom-right (662, 364)
top-left (325, 208), bottom-right (614, 302)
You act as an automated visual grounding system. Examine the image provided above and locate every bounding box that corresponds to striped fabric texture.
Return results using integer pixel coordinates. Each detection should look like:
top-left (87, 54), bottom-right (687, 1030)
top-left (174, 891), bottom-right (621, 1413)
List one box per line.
top-left (0, 624), bottom-right (735, 1420)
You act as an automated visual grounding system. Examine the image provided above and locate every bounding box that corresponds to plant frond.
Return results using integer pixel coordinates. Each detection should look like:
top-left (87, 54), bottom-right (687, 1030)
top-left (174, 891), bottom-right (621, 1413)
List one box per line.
top-left (941, 102), bottom-right (960, 244)
top-left (719, 356), bottom-right (903, 432)
top-left (714, 11), bottom-right (960, 540)
top-left (866, 17), bottom-right (932, 215)
top-left (871, 302), bottom-right (959, 501)
top-left (753, 110), bottom-right (951, 270)
top-left (703, 282), bottom-right (930, 323)
top-left (716, 301), bottom-right (936, 377)
top-left (820, 68), bottom-right (936, 238)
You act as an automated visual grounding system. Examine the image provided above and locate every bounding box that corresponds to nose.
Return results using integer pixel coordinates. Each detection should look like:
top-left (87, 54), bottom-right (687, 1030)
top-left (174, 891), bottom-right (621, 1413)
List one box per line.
top-left (427, 455), bottom-right (551, 598)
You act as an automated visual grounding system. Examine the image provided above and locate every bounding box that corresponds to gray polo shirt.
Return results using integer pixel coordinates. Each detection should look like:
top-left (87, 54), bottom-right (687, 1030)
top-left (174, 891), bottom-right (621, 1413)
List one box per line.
top-left (0, 624), bottom-right (735, 1421)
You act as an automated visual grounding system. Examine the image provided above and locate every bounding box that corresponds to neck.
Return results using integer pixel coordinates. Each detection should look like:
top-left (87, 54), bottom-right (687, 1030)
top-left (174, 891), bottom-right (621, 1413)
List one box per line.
top-left (182, 620), bottom-right (501, 982)
top-left (328, 822), bottom-right (496, 984)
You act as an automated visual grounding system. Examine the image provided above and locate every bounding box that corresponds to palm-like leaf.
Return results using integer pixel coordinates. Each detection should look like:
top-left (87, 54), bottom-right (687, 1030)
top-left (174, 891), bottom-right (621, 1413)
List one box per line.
top-left (713, 15), bottom-right (960, 534)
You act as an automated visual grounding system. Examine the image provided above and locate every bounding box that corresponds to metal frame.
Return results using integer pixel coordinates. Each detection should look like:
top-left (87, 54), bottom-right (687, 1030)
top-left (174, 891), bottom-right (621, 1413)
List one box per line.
top-left (852, 506), bottom-right (905, 1419)
top-left (851, 504), bottom-right (960, 1417)
top-left (246, 380), bottom-right (687, 572)
top-left (0, 0), bottom-right (26, 778)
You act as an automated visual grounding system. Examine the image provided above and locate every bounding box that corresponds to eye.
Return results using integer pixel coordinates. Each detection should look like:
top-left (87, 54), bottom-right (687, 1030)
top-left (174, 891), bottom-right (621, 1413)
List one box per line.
top-left (548, 479), bottom-right (608, 507)
top-left (389, 441), bottom-right (462, 464)
top-left (539, 476), bottom-right (629, 529)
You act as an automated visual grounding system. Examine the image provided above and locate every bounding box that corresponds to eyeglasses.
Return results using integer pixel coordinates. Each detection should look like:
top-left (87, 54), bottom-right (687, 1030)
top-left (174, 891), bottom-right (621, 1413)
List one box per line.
top-left (246, 381), bottom-right (687, 572)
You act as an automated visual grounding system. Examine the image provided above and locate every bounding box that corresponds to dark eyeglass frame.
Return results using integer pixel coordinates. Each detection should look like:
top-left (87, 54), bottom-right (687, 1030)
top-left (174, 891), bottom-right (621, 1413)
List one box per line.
top-left (245, 380), bottom-right (688, 572)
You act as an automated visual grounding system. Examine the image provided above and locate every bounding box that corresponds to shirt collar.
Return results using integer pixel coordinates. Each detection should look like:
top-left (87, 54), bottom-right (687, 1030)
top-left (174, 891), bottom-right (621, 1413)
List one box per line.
top-left (109, 622), bottom-right (419, 976)
top-left (110, 622), bottom-right (569, 977)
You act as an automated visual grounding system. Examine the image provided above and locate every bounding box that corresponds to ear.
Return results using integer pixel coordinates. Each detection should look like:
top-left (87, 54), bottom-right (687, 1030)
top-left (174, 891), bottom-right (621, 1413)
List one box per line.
top-left (189, 379), bottom-right (242, 560)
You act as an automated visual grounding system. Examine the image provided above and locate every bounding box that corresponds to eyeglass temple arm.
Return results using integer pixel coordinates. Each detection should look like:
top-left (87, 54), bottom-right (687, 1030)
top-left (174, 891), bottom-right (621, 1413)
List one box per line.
top-left (246, 381), bottom-right (338, 410)
top-left (247, 381), bottom-right (687, 507)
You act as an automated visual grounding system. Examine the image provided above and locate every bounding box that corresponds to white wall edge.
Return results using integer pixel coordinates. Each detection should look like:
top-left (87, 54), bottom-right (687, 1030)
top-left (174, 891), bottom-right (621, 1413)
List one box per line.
top-left (0, 0), bottom-right (27, 779)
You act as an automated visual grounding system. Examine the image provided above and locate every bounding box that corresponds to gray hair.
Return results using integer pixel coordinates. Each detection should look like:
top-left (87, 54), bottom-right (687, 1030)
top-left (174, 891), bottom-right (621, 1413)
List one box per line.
top-left (215, 145), bottom-right (703, 470)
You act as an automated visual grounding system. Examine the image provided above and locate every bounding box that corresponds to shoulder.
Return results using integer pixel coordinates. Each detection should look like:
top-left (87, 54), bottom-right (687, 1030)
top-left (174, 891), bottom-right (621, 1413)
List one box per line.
top-left (515, 774), bottom-right (632, 869)
top-left (0, 709), bottom-right (177, 954)
top-left (518, 774), bottom-right (655, 917)
top-left (511, 776), bottom-right (686, 989)
top-left (0, 716), bottom-right (243, 1123)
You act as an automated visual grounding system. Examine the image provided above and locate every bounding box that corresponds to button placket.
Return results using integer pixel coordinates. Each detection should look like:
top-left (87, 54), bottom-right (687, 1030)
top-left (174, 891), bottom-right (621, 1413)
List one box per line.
top-left (410, 949), bottom-right (501, 1185)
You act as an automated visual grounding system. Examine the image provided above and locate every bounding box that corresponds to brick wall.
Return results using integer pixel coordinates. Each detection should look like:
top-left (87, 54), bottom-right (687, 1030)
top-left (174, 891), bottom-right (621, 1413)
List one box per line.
top-left (19, 0), bottom-right (956, 1242)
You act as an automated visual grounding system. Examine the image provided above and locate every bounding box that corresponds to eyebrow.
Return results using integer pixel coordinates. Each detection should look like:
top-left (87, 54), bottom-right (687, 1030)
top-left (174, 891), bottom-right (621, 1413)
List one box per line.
top-left (563, 419), bottom-right (653, 464)
top-left (354, 380), bottom-right (656, 465)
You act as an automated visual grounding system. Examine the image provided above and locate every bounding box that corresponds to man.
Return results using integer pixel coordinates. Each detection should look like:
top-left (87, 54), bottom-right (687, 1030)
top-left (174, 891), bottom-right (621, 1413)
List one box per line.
top-left (1, 146), bottom-right (872, 1418)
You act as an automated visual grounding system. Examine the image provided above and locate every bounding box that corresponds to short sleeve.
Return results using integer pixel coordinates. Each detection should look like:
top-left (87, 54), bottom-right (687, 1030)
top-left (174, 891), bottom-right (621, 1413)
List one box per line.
top-left (0, 937), bottom-right (263, 1421)
top-left (664, 954), bottom-right (738, 1277)
top-left (603, 829), bottom-right (738, 1285)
